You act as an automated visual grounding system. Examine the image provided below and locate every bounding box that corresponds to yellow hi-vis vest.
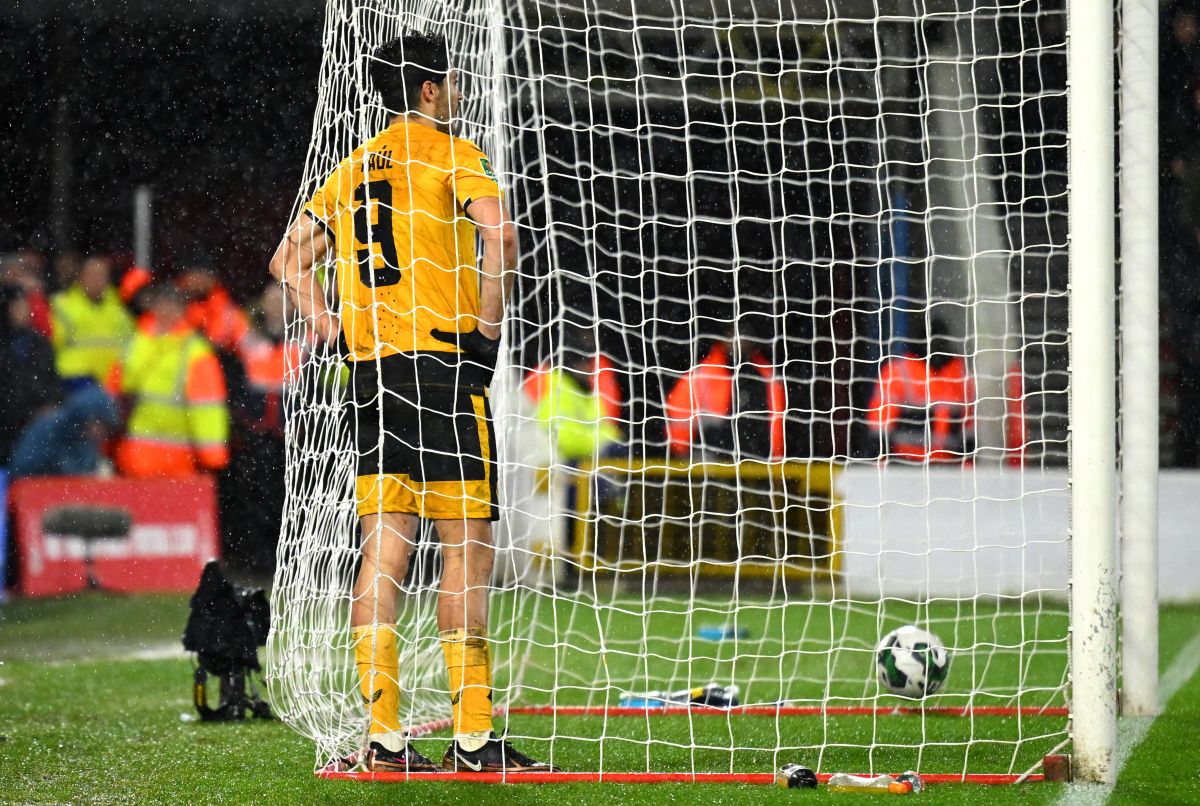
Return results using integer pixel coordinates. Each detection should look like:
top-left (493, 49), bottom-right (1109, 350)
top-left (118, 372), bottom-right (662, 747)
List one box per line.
top-left (51, 286), bottom-right (135, 384)
top-left (534, 368), bottom-right (622, 462)
top-left (121, 330), bottom-right (228, 455)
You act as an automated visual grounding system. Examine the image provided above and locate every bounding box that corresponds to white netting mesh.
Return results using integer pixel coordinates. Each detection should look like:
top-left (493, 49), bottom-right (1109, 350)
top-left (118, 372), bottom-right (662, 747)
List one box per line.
top-left (267, 0), bottom-right (1072, 775)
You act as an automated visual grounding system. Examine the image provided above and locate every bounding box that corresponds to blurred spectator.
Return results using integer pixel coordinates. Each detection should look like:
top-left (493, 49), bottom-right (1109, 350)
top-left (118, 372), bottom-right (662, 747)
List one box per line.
top-left (176, 261), bottom-right (256, 441)
top-left (8, 386), bottom-right (118, 478)
top-left (664, 314), bottom-right (785, 461)
top-left (50, 254), bottom-right (135, 391)
top-left (178, 262), bottom-right (250, 354)
top-left (111, 285), bottom-right (229, 477)
top-left (867, 317), bottom-right (975, 462)
top-left (239, 285), bottom-right (300, 416)
top-left (1, 251), bottom-right (53, 338)
top-left (10, 248), bottom-right (48, 290)
top-left (118, 265), bottom-right (155, 312)
top-left (535, 341), bottom-right (624, 588)
top-left (534, 339), bottom-right (624, 463)
top-left (51, 251), bottom-right (81, 294)
top-left (524, 328), bottom-right (622, 428)
top-left (220, 286), bottom-right (299, 572)
top-left (0, 282), bottom-right (62, 463)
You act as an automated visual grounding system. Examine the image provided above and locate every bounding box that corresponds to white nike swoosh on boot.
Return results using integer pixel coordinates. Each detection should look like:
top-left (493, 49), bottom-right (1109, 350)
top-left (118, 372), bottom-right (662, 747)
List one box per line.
top-left (456, 753), bottom-right (482, 771)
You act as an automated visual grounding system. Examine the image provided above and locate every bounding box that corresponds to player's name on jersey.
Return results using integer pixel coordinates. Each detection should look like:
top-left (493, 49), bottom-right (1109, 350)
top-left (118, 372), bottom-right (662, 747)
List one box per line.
top-left (367, 148), bottom-right (394, 174)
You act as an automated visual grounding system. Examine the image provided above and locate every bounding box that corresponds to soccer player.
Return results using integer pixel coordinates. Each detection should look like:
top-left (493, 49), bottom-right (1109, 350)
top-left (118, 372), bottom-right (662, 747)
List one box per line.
top-left (269, 31), bottom-right (555, 773)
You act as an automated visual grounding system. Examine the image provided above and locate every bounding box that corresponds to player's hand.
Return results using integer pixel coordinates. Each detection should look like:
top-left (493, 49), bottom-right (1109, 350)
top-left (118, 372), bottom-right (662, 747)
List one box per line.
top-left (314, 311), bottom-right (342, 346)
top-left (430, 327), bottom-right (500, 386)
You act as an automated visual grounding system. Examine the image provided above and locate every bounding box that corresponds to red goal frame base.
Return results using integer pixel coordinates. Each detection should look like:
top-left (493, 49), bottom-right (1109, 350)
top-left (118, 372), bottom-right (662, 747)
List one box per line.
top-left (317, 770), bottom-right (1043, 785)
top-left (505, 705), bottom-right (1069, 719)
top-left (317, 704), bottom-right (1065, 785)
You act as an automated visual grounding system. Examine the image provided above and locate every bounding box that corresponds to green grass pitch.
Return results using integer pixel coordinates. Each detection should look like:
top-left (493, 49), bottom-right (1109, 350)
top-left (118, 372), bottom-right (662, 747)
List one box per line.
top-left (0, 594), bottom-right (1197, 804)
top-left (481, 590), bottom-right (1071, 776)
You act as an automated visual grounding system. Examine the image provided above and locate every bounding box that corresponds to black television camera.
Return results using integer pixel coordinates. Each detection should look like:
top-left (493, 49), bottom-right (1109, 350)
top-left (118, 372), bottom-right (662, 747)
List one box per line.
top-left (182, 560), bottom-right (272, 721)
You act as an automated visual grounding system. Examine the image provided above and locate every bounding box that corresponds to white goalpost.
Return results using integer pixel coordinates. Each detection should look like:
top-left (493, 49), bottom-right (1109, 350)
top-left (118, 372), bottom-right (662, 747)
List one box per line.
top-left (1067, 0), bottom-right (1117, 783)
top-left (1118, 0), bottom-right (1160, 724)
top-left (264, 0), bottom-right (1149, 786)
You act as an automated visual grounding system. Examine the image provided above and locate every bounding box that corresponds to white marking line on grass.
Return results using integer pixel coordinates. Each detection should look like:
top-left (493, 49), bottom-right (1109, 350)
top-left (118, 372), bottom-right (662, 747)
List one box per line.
top-left (1056, 628), bottom-right (1200, 805)
top-left (122, 643), bottom-right (188, 662)
top-left (45, 642), bottom-right (188, 666)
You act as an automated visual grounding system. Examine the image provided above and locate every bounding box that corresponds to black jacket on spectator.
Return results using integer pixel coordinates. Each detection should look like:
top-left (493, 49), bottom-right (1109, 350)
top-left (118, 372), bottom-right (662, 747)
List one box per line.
top-left (0, 284), bottom-right (62, 465)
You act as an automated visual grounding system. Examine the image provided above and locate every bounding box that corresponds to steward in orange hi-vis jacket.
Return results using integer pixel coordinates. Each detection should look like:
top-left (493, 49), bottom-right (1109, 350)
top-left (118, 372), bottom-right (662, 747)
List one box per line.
top-left (867, 318), bottom-right (975, 463)
top-left (110, 285), bottom-right (229, 477)
top-left (664, 320), bottom-right (785, 461)
top-left (179, 266), bottom-right (250, 354)
top-left (238, 287), bottom-right (303, 435)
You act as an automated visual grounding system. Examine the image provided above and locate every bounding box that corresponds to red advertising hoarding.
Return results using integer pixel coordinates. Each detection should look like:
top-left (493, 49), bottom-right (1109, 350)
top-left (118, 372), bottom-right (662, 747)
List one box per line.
top-left (11, 476), bottom-right (219, 597)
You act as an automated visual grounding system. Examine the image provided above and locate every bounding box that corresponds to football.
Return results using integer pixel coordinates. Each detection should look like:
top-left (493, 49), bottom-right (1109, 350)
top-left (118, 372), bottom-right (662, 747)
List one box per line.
top-left (876, 625), bottom-right (951, 698)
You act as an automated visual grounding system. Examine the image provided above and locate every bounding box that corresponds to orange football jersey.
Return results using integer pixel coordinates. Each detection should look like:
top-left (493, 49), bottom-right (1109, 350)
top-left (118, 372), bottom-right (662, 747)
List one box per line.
top-left (305, 119), bottom-right (501, 360)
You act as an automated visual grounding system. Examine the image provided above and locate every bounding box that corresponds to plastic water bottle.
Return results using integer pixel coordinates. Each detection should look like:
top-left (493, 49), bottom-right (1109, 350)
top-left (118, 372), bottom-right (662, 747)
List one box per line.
top-left (617, 682), bottom-right (740, 708)
top-left (617, 691), bottom-right (667, 708)
top-left (697, 624), bottom-right (750, 641)
top-left (826, 772), bottom-right (917, 794)
top-left (826, 772), bottom-right (893, 792)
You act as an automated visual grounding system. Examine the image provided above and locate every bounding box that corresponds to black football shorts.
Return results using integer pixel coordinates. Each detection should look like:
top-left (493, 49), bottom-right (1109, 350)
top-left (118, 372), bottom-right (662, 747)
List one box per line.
top-left (350, 354), bottom-right (498, 521)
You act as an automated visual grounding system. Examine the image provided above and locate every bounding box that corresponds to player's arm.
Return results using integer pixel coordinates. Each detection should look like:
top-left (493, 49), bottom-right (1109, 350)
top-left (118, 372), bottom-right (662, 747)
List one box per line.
top-left (269, 212), bottom-right (339, 344)
top-left (465, 196), bottom-right (518, 340)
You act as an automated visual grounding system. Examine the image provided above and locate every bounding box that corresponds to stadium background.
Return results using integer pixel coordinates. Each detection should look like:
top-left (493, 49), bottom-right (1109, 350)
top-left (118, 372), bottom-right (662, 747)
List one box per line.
top-left (0, 2), bottom-right (1197, 802)
top-left (1, 0), bottom-right (1198, 567)
top-left (1, 1), bottom-right (321, 302)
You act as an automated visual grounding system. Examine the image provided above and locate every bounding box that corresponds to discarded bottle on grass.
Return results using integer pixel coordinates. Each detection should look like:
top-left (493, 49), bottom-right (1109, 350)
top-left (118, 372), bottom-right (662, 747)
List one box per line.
top-left (895, 772), bottom-right (923, 793)
top-left (687, 682), bottom-right (739, 707)
top-left (826, 773), bottom-right (892, 792)
top-left (776, 763), bottom-right (818, 789)
top-left (617, 692), bottom-right (667, 708)
top-left (826, 772), bottom-right (919, 794)
top-left (617, 682), bottom-right (740, 709)
top-left (697, 624), bottom-right (750, 641)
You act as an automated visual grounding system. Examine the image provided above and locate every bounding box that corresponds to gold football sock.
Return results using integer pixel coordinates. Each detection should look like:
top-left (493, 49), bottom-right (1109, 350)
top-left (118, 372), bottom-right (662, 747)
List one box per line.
top-left (352, 624), bottom-right (403, 739)
top-left (440, 627), bottom-right (494, 741)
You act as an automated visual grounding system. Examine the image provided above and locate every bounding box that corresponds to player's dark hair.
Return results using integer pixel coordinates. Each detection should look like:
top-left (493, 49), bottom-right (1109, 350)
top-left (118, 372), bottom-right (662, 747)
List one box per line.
top-left (370, 31), bottom-right (449, 113)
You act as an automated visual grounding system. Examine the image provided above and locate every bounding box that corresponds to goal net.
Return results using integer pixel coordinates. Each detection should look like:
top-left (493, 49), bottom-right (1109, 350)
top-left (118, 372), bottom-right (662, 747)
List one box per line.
top-left (267, 0), bottom-right (1075, 780)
